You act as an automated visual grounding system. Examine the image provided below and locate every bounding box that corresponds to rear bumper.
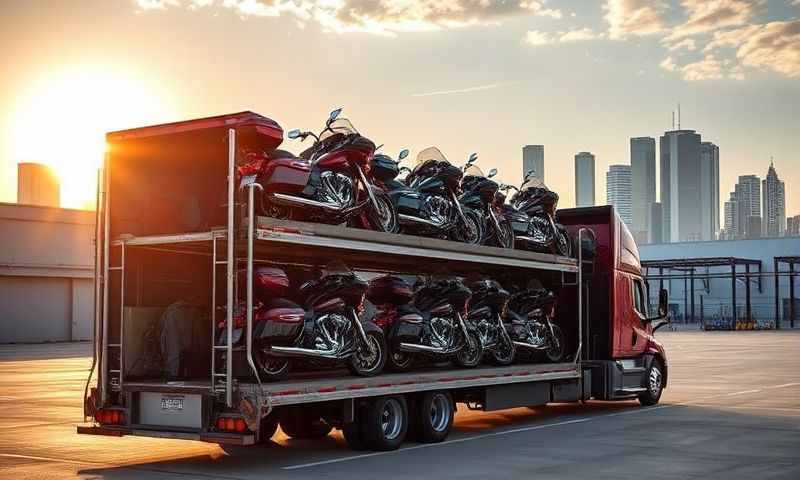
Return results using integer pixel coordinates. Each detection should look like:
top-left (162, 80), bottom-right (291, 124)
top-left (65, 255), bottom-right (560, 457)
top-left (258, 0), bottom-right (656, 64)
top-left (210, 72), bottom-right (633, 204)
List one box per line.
top-left (76, 424), bottom-right (256, 445)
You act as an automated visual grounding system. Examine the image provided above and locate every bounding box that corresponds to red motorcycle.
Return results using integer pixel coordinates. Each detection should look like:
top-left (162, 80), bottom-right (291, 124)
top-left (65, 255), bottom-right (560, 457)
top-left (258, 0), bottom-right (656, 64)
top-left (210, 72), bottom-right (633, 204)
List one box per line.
top-left (239, 109), bottom-right (399, 232)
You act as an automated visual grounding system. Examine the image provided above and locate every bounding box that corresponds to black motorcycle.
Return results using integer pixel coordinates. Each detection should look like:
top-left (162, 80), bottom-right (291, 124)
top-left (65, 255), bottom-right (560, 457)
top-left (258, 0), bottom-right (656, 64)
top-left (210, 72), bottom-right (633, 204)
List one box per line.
top-left (505, 173), bottom-right (572, 257)
top-left (502, 284), bottom-right (566, 363)
top-left (219, 263), bottom-right (387, 379)
top-left (367, 275), bottom-right (483, 371)
top-left (466, 279), bottom-right (515, 365)
top-left (372, 147), bottom-right (483, 244)
top-left (460, 157), bottom-right (514, 248)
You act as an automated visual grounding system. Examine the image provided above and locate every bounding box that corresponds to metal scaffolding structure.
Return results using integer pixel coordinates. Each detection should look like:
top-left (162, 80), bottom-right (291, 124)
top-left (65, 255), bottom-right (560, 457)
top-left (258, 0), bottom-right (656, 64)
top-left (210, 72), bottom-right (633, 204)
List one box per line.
top-left (642, 257), bottom-right (763, 329)
top-left (774, 256), bottom-right (799, 329)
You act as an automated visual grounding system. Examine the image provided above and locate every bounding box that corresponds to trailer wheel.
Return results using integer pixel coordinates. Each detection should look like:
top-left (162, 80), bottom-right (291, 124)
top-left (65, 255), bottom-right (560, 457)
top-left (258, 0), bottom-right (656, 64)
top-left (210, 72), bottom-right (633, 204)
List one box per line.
top-left (279, 406), bottom-right (332, 439)
top-left (638, 358), bottom-right (664, 406)
top-left (413, 392), bottom-right (454, 443)
top-left (361, 396), bottom-right (408, 451)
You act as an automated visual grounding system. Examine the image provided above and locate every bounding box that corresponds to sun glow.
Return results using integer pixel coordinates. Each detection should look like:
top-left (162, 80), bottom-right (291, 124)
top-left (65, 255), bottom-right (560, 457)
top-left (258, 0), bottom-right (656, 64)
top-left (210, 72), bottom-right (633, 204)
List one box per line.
top-left (8, 66), bottom-right (176, 209)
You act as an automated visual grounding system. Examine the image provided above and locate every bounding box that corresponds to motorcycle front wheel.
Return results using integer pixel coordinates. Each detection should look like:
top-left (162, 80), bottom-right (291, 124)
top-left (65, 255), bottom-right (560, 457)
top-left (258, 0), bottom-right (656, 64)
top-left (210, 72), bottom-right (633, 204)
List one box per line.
top-left (348, 329), bottom-right (388, 376)
top-left (454, 331), bottom-right (483, 368)
top-left (554, 224), bottom-right (572, 257)
top-left (495, 218), bottom-right (515, 249)
top-left (489, 335), bottom-right (516, 366)
top-left (544, 324), bottom-right (566, 363)
top-left (366, 188), bottom-right (400, 233)
top-left (451, 208), bottom-right (483, 245)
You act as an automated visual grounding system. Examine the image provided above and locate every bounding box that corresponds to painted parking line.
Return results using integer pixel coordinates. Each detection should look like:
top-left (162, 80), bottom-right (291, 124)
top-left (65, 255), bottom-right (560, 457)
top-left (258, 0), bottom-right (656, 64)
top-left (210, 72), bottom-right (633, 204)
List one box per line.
top-left (282, 381), bottom-right (800, 471)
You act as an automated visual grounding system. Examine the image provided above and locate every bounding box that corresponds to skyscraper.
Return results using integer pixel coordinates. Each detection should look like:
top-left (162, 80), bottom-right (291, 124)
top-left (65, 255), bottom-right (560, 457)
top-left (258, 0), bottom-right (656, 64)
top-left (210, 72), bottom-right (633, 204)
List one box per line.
top-left (761, 161), bottom-right (786, 237)
top-left (699, 142), bottom-right (720, 240)
top-left (787, 215), bottom-right (800, 236)
top-left (522, 145), bottom-right (544, 183)
top-left (17, 163), bottom-right (60, 207)
top-left (574, 152), bottom-right (595, 207)
top-left (649, 202), bottom-right (663, 244)
top-left (660, 129), bottom-right (702, 242)
top-left (630, 137), bottom-right (656, 242)
top-left (607, 164), bottom-right (632, 226)
top-left (723, 191), bottom-right (739, 240)
top-left (735, 175), bottom-right (761, 238)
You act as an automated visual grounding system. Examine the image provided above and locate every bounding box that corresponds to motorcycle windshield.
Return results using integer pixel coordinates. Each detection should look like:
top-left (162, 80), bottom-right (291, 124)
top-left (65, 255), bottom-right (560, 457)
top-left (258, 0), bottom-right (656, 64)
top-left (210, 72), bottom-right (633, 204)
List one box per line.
top-left (320, 118), bottom-right (359, 141)
top-left (414, 146), bottom-right (448, 167)
top-left (463, 164), bottom-right (485, 178)
top-left (521, 177), bottom-right (547, 191)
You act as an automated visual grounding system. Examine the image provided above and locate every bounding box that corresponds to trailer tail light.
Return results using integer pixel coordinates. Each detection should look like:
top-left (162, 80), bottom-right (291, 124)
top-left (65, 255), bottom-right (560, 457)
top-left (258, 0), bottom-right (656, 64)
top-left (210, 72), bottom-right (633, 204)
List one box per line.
top-left (95, 408), bottom-right (124, 425)
top-left (216, 416), bottom-right (250, 433)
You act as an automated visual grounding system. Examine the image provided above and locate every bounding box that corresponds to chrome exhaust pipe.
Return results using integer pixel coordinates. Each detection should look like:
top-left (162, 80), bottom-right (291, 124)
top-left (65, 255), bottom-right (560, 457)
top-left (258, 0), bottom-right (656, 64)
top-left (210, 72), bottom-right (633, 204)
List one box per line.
top-left (268, 345), bottom-right (347, 359)
top-left (512, 340), bottom-right (546, 350)
top-left (398, 214), bottom-right (444, 228)
top-left (398, 342), bottom-right (459, 355)
top-left (270, 193), bottom-right (344, 212)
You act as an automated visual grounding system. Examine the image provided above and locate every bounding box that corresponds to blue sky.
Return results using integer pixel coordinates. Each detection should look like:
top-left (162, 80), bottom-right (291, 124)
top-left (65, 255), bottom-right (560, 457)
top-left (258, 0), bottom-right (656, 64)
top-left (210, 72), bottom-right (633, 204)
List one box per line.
top-left (1, 0), bottom-right (798, 216)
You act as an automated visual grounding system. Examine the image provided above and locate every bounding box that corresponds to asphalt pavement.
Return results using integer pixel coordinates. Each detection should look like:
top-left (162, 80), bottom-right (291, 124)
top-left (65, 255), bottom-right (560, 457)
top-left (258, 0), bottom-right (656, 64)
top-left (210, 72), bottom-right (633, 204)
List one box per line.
top-left (0, 331), bottom-right (798, 479)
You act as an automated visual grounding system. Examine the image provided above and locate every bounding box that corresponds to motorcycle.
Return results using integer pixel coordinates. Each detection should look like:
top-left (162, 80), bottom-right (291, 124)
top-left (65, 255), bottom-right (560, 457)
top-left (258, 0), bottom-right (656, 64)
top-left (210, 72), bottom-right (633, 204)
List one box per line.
top-left (367, 275), bottom-right (483, 371)
top-left (217, 263), bottom-right (387, 379)
top-left (372, 147), bottom-right (483, 244)
top-left (466, 279), bottom-right (515, 365)
top-left (505, 172), bottom-right (572, 257)
top-left (239, 108), bottom-right (399, 232)
top-left (502, 283), bottom-right (566, 363)
top-left (460, 157), bottom-right (515, 248)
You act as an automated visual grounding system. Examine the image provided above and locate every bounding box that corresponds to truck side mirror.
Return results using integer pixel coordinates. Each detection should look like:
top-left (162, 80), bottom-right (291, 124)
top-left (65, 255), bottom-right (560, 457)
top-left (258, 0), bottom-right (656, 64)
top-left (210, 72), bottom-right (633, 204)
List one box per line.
top-left (649, 289), bottom-right (670, 331)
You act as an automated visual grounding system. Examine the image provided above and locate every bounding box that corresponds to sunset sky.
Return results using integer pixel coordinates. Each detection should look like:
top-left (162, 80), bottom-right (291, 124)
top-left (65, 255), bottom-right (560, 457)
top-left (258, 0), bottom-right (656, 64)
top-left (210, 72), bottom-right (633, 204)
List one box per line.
top-left (1, 0), bottom-right (798, 217)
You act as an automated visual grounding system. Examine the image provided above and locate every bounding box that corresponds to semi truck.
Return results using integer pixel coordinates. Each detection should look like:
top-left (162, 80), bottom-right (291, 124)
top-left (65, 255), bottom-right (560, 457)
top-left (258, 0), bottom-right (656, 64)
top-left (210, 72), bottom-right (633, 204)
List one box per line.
top-left (77, 112), bottom-right (669, 451)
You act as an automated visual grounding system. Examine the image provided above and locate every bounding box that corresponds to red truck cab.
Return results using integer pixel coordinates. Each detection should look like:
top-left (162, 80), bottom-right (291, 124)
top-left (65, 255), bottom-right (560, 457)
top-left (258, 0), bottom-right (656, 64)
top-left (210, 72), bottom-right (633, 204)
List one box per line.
top-left (559, 206), bottom-right (669, 405)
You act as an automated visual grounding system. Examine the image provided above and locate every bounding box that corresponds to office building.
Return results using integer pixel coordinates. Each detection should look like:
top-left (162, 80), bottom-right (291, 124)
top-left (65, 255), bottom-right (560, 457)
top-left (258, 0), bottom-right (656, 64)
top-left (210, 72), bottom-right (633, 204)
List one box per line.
top-left (787, 215), bottom-right (800, 236)
top-left (761, 161), bottom-right (786, 237)
top-left (630, 137), bottom-right (656, 241)
top-left (699, 142), bottom-right (720, 240)
top-left (607, 164), bottom-right (632, 226)
top-left (574, 152), bottom-right (595, 207)
top-left (17, 163), bottom-right (60, 207)
top-left (659, 129), bottom-right (702, 242)
top-left (735, 175), bottom-right (761, 238)
top-left (649, 202), bottom-right (663, 244)
top-left (522, 145), bottom-right (544, 183)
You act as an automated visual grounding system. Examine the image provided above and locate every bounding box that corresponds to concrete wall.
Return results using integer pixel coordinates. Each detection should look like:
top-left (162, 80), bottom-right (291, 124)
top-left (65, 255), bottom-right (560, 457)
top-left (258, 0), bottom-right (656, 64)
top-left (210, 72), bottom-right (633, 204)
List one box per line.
top-left (640, 237), bottom-right (800, 325)
top-left (0, 202), bottom-right (95, 342)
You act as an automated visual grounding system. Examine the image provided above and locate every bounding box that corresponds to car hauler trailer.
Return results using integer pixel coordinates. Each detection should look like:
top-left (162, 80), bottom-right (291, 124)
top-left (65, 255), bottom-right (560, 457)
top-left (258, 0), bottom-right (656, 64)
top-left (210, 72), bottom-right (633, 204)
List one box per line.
top-left (78, 112), bottom-right (668, 451)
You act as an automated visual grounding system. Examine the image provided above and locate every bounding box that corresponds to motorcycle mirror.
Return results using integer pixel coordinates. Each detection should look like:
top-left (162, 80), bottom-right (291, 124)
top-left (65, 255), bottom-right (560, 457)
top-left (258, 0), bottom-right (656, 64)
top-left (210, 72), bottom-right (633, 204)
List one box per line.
top-left (287, 129), bottom-right (302, 140)
top-left (399, 149), bottom-right (410, 160)
top-left (328, 107), bottom-right (342, 124)
top-left (468, 152), bottom-right (478, 163)
top-left (488, 168), bottom-right (498, 178)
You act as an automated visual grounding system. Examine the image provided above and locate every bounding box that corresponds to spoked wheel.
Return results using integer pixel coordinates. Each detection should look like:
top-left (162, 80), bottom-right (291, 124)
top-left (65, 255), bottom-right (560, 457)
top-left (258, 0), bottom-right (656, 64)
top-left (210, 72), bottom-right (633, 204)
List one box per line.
top-left (455, 331), bottom-right (483, 368)
top-left (348, 330), bottom-right (387, 377)
top-left (387, 348), bottom-right (414, 372)
top-left (255, 350), bottom-right (290, 381)
top-left (554, 224), bottom-right (572, 257)
top-left (638, 358), bottom-right (665, 406)
top-left (367, 189), bottom-right (400, 233)
top-left (451, 208), bottom-right (483, 245)
top-left (495, 218), bottom-right (515, 249)
top-left (413, 392), bottom-right (454, 443)
top-left (361, 396), bottom-right (408, 451)
top-left (489, 335), bottom-right (516, 366)
top-left (544, 324), bottom-right (566, 363)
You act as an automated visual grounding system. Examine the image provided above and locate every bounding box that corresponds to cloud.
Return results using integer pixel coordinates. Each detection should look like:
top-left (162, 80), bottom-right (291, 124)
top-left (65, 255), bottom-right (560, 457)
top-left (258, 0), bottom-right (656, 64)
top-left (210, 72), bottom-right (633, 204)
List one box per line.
top-left (680, 54), bottom-right (725, 80)
top-left (732, 19), bottom-right (800, 77)
top-left (411, 81), bottom-right (516, 97)
top-left (665, 37), bottom-right (697, 51)
top-left (523, 30), bottom-right (555, 46)
top-left (523, 27), bottom-right (600, 46)
top-left (559, 27), bottom-right (599, 42)
top-left (603, 0), bottom-right (667, 39)
top-left (667, 0), bottom-right (764, 40)
top-left (659, 55), bottom-right (677, 71)
top-left (134, 1), bottom-right (564, 35)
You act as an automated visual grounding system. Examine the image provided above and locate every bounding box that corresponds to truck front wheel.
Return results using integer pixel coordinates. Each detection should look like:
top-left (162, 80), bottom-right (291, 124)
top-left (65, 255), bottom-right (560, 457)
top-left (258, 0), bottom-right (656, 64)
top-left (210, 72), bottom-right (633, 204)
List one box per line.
top-left (638, 358), bottom-right (664, 406)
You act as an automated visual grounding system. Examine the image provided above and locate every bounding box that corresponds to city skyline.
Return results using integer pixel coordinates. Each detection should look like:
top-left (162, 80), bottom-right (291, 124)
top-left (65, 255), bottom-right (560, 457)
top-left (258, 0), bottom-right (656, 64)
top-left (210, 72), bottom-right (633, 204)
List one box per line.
top-left (1, 1), bottom-right (798, 215)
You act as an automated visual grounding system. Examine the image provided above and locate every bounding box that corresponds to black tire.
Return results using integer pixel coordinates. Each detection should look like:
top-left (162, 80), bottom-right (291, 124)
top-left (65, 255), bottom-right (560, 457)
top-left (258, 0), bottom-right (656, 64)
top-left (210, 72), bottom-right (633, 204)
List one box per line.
top-left (554, 224), bottom-right (571, 257)
top-left (367, 188), bottom-right (400, 233)
top-left (279, 407), bottom-right (332, 439)
top-left (387, 347), bottom-right (414, 372)
top-left (413, 392), bottom-right (454, 443)
top-left (361, 396), bottom-right (408, 451)
top-left (638, 358), bottom-right (665, 406)
top-left (494, 218), bottom-right (515, 249)
top-left (348, 329), bottom-right (387, 377)
top-left (489, 335), bottom-right (515, 366)
top-left (451, 208), bottom-right (483, 245)
top-left (258, 413), bottom-right (280, 444)
top-left (255, 350), bottom-right (291, 381)
top-left (544, 324), bottom-right (566, 363)
top-left (455, 331), bottom-right (483, 368)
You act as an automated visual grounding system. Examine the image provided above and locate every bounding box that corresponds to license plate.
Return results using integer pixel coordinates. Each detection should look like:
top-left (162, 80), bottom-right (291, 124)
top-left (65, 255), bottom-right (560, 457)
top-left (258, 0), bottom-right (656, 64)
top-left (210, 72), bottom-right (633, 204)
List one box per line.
top-left (240, 174), bottom-right (257, 188)
top-left (160, 396), bottom-right (184, 412)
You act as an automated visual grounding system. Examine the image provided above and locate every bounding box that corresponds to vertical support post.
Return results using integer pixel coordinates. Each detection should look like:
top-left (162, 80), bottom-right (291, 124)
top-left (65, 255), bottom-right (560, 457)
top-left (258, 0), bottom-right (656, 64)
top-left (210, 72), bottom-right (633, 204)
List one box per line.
top-left (576, 228), bottom-right (584, 365)
top-left (225, 128), bottom-right (235, 407)
top-left (246, 183), bottom-right (263, 389)
top-left (659, 267), bottom-right (664, 293)
top-left (731, 260), bottom-right (737, 330)
top-left (690, 269), bottom-right (695, 324)
top-left (683, 276), bottom-right (688, 324)
top-left (745, 263), bottom-right (751, 323)
top-left (101, 150), bottom-right (111, 405)
top-left (211, 234), bottom-right (217, 388)
top-left (790, 261), bottom-right (796, 329)
top-left (774, 258), bottom-right (780, 330)
top-left (84, 166), bottom-right (104, 419)
top-left (699, 295), bottom-right (704, 328)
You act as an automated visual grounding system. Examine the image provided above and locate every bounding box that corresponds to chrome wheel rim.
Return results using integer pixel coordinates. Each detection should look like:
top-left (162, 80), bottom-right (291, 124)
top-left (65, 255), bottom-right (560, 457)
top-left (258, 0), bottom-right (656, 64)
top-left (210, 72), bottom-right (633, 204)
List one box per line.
top-left (458, 333), bottom-right (480, 366)
top-left (256, 351), bottom-right (289, 376)
top-left (649, 366), bottom-right (663, 396)
top-left (461, 214), bottom-right (480, 244)
top-left (429, 394), bottom-right (451, 432)
top-left (392, 350), bottom-right (412, 368)
top-left (354, 335), bottom-right (382, 374)
top-left (381, 399), bottom-right (403, 440)
top-left (375, 195), bottom-right (397, 232)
